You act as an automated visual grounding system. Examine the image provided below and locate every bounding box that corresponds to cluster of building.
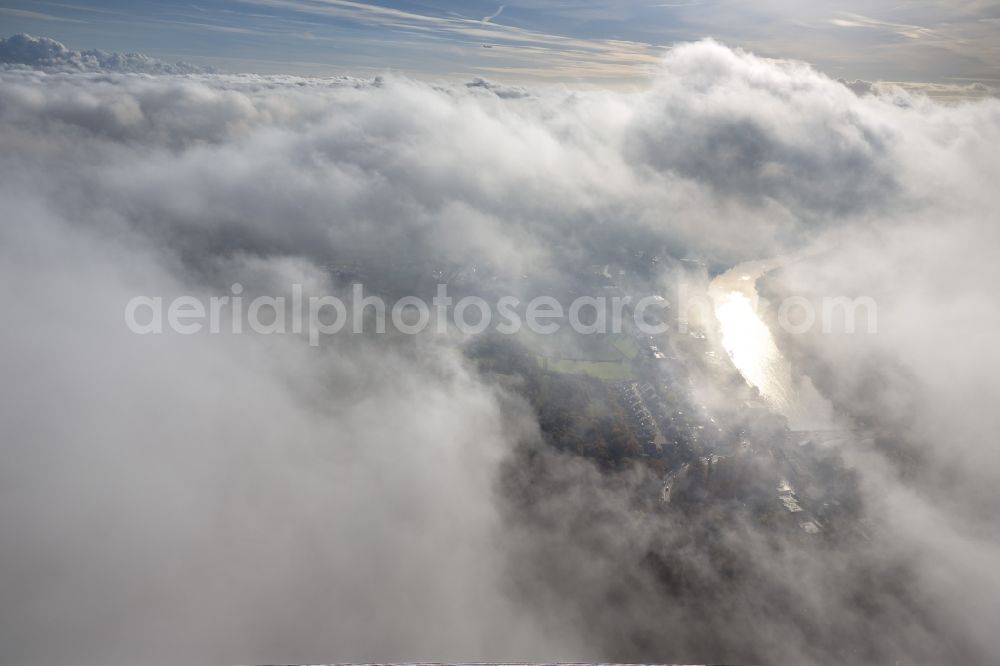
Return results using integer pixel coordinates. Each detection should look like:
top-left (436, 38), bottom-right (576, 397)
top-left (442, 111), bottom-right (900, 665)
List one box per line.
top-left (777, 478), bottom-right (824, 534)
top-left (619, 381), bottom-right (668, 456)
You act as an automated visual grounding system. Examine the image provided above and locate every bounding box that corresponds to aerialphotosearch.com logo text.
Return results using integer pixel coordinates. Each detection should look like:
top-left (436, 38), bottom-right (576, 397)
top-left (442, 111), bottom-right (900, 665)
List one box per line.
top-left (124, 283), bottom-right (878, 345)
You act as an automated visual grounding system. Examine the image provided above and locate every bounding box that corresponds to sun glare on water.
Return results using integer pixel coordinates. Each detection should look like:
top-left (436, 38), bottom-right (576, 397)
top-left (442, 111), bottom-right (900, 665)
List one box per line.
top-left (713, 290), bottom-right (792, 410)
top-left (709, 260), bottom-right (837, 430)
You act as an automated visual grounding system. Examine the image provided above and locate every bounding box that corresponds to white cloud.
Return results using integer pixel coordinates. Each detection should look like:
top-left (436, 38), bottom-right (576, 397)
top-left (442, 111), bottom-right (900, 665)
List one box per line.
top-left (0, 33), bottom-right (209, 74)
top-left (1, 36), bottom-right (1000, 664)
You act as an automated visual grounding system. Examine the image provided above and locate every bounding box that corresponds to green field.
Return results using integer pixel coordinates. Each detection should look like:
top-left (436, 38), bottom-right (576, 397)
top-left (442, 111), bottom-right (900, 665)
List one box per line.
top-left (609, 334), bottom-right (640, 360)
top-left (536, 356), bottom-right (635, 381)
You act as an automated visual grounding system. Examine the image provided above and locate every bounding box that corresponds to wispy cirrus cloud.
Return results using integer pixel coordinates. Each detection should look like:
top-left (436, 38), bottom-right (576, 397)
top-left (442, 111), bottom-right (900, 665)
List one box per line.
top-left (2, 0), bottom-right (999, 85)
top-left (0, 6), bottom-right (86, 22)
top-left (481, 4), bottom-right (504, 23)
top-left (237, 0), bottom-right (665, 80)
top-left (829, 12), bottom-right (938, 40)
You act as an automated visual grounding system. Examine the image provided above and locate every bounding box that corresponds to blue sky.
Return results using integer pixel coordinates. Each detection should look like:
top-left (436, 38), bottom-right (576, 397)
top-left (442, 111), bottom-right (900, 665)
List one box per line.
top-left (2, 0), bottom-right (999, 84)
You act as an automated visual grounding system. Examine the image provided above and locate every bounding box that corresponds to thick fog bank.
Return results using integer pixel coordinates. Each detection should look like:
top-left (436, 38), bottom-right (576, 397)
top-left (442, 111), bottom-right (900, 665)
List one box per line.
top-left (2, 37), bottom-right (999, 664)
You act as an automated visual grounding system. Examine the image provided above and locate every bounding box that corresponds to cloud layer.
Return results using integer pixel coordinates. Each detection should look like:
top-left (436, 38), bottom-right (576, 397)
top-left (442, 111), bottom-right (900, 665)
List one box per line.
top-left (0, 33), bottom-right (209, 74)
top-left (1, 37), bottom-right (1000, 665)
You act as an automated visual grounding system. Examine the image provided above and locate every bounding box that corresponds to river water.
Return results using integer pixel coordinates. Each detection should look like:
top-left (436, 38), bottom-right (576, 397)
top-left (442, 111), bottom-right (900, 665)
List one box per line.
top-left (708, 260), bottom-right (834, 431)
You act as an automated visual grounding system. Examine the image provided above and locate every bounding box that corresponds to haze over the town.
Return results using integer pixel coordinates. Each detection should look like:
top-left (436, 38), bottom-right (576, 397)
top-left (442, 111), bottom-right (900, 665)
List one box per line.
top-left (1, 2), bottom-right (999, 665)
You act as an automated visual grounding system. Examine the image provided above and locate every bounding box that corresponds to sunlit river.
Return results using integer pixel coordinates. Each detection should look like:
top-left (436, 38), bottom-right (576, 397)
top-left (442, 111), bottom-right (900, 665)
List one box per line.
top-left (709, 260), bottom-right (834, 430)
